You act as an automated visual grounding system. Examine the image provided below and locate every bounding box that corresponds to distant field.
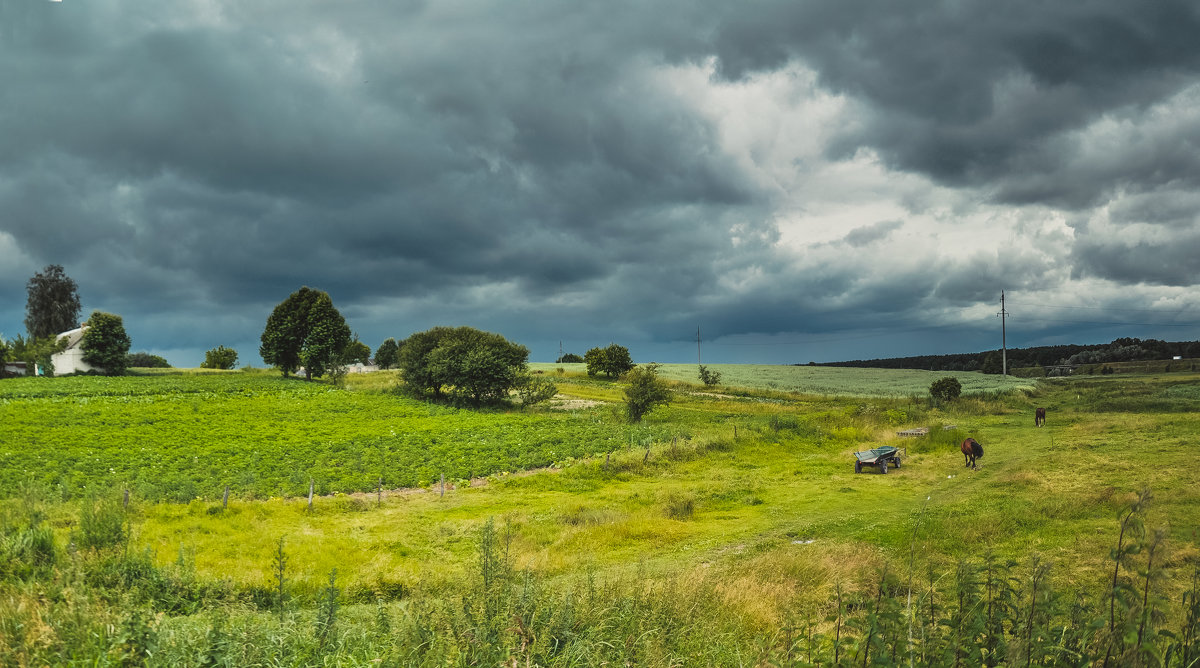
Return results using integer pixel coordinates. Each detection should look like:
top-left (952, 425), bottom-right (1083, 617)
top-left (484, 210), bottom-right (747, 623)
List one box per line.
top-left (531, 362), bottom-right (1036, 396)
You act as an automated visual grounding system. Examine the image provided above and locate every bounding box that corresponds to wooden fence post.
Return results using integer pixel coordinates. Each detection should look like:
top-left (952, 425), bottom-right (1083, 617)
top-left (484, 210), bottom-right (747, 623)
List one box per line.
top-left (123, 489), bottom-right (129, 508)
top-left (222, 486), bottom-right (229, 508)
top-left (440, 472), bottom-right (445, 498)
top-left (307, 480), bottom-right (314, 511)
top-left (377, 477), bottom-right (383, 506)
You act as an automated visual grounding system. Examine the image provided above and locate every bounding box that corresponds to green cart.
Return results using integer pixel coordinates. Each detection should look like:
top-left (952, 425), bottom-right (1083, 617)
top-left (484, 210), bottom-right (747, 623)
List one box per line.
top-left (853, 446), bottom-right (904, 474)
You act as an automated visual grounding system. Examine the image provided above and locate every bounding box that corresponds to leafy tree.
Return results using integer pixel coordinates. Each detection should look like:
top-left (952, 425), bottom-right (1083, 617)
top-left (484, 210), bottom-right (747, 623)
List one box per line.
top-left (624, 362), bottom-right (672, 422)
top-left (6, 334), bottom-right (67, 376)
top-left (556, 353), bottom-right (584, 363)
top-left (259, 287), bottom-right (351, 380)
top-left (375, 338), bottom-right (399, 369)
top-left (398, 326), bottom-right (529, 405)
top-left (0, 335), bottom-right (8, 367)
top-left (981, 352), bottom-right (1003, 374)
top-left (698, 364), bottom-right (722, 387)
top-left (930, 376), bottom-right (962, 402)
top-left (584, 344), bottom-right (634, 378)
top-left (81, 311), bottom-right (132, 376)
top-left (201, 346), bottom-right (238, 370)
top-left (343, 337), bottom-right (372, 365)
top-left (127, 352), bottom-right (171, 368)
top-left (25, 264), bottom-right (82, 340)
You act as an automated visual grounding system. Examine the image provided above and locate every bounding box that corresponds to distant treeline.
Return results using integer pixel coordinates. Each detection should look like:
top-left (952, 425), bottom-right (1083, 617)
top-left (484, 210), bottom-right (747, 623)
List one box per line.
top-left (817, 337), bottom-right (1200, 373)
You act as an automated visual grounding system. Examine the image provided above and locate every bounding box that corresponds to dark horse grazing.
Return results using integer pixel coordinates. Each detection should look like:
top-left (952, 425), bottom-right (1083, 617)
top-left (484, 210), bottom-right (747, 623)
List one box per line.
top-left (961, 438), bottom-right (984, 469)
top-left (1035, 407), bottom-right (1046, 427)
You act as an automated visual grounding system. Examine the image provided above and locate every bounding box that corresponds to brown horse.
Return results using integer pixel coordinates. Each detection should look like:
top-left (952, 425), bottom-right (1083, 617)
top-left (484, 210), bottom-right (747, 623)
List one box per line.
top-left (961, 438), bottom-right (983, 469)
top-left (1035, 408), bottom-right (1046, 427)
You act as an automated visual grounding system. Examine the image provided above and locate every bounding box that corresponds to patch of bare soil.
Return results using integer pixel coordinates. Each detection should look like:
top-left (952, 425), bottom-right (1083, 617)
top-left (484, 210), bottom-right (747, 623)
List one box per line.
top-left (548, 397), bottom-right (604, 410)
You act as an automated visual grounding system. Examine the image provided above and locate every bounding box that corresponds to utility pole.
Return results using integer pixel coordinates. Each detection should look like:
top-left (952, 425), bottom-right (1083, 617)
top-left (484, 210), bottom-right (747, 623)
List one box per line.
top-left (1000, 291), bottom-right (1008, 376)
top-left (558, 340), bottom-right (563, 363)
top-left (696, 326), bottom-right (702, 366)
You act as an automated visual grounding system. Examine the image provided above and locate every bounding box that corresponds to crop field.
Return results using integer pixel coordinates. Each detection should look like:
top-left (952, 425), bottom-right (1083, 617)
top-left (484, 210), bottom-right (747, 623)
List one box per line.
top-left (2, 367), bottom-right (1199, 665)
top-left (0, 372), bottom-right (682, 502)
top-left (530, 362), bottom-right (1036, 396)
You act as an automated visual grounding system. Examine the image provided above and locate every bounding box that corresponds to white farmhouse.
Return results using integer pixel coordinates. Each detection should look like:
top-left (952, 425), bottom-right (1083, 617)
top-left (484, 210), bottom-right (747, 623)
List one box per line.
top-left (50, 325), bottom-right (95, 375)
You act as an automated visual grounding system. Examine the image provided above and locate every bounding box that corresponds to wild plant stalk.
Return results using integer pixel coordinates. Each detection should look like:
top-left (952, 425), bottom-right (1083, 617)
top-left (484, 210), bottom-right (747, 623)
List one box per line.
top-left (272, 535), bottom-right (288, 623)
top-left (1104, 488), bottom-right (1150, 668)
top-left (1132, 525), bottom-right (1161, 652)
top-left (315, 568), bottom-right (339, 651)
top-left (1024, 556), bottom-right (1049, 668)
top-left (906, 495), bottom-right (931, 667)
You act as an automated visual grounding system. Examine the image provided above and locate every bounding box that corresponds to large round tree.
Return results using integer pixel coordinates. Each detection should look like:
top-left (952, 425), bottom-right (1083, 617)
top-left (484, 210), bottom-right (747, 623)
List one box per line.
top-left (260, 287), bottom-right (351, 380)
top-left (398, 326), bottom-right (529, 405)
top-left (25, 264), bottom-right (82, 340)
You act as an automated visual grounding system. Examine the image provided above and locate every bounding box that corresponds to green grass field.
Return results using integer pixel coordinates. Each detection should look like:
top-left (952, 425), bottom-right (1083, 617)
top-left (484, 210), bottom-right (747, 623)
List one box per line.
top-left (1, 366), bottom-right (1198, 665)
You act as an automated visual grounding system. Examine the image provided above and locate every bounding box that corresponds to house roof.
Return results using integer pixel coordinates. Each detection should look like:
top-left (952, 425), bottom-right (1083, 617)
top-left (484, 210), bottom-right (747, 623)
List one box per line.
top-left (56, 325), bottom-right (88, 350)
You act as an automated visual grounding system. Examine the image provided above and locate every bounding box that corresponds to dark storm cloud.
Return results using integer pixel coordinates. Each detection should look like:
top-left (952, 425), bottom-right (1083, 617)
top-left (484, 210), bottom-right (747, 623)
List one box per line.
top-left (3, 0), bottom-right (1199, 364)
top-left (708, 0), bottom-right (1200, 204)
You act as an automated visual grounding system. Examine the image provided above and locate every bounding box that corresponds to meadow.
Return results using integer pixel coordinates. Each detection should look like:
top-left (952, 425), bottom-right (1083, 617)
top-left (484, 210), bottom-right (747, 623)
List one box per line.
top-left (530, 362), bottom-right (1037, 396)
top-left (1, 366), bottom-right (1198, 665)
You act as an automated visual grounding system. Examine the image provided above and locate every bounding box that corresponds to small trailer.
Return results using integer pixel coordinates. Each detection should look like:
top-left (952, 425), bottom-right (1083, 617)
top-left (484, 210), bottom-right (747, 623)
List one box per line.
top-left (853, 446), bottom-right (904, 474)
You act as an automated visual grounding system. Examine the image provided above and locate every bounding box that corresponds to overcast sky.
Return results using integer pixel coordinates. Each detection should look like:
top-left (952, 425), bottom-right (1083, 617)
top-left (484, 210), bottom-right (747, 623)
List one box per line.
top-left (4, 0), bottom-right (1200, 367)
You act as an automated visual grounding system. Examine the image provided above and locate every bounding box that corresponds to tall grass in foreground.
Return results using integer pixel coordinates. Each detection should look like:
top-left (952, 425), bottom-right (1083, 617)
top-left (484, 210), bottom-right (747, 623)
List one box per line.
top-left (1, 495), bottom-right (1197, 666)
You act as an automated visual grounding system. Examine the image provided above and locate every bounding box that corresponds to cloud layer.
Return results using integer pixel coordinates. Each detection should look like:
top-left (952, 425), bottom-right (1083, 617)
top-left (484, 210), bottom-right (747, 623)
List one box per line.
top-left (3, 0), bottom-right (1199, 365)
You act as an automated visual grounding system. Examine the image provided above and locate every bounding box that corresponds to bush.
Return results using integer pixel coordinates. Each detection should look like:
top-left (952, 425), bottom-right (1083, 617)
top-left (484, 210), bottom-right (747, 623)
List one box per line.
top-left (698, 365), bottom-right (722, 387)
top-left (930, 376), bottom-right (962, 402)
top-left (200, 346), bottom-right (238, 370)
top-left (516, 374), bottom-right (558, 406)
top-left (556, 353), bottom-right (584, 363)
top-left (625, 362), bottom-right (672, 422)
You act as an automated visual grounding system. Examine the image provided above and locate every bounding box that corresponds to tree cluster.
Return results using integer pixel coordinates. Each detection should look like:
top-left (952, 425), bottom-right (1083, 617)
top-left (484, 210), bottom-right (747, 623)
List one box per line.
top-left (127, 352), bottom-right (171, 368)
top-left (397, 326), bottom-right (536, 406)
top-left (820, 337), bottom-right (1200, 373)
top-left (584, 344), bottom-right (634, 378)
top-left (556, 353), bottom-right (583, 363)
top-left (260, 287), bottom-right (351, 380)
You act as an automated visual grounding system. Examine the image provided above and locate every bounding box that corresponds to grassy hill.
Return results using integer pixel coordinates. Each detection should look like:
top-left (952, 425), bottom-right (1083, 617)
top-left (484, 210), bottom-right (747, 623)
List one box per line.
top-left (1, 367), bottom-right (1197, 664)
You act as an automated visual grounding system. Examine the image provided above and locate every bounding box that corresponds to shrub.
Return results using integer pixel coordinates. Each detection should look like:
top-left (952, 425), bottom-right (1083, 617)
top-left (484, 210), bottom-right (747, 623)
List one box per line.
top-left (625, 362), bottom-right (672, 422)
top-left (516, 374), bottom-right (558, 406)
top-left (556, 353), bottom-right (583, 363)
top-left (930, 376), bottom-right (962, 402)
top-left (698, 364), bottom-right (722, 386)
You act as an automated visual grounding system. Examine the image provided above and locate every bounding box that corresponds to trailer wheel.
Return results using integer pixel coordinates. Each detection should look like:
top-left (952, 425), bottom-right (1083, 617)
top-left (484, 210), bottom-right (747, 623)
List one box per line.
top-left (893, 457), bottom-right (901, 469)
top-left (855, 461), bottom-right (862, 474)
top-left (879, 460), bottom-right (888, 474)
